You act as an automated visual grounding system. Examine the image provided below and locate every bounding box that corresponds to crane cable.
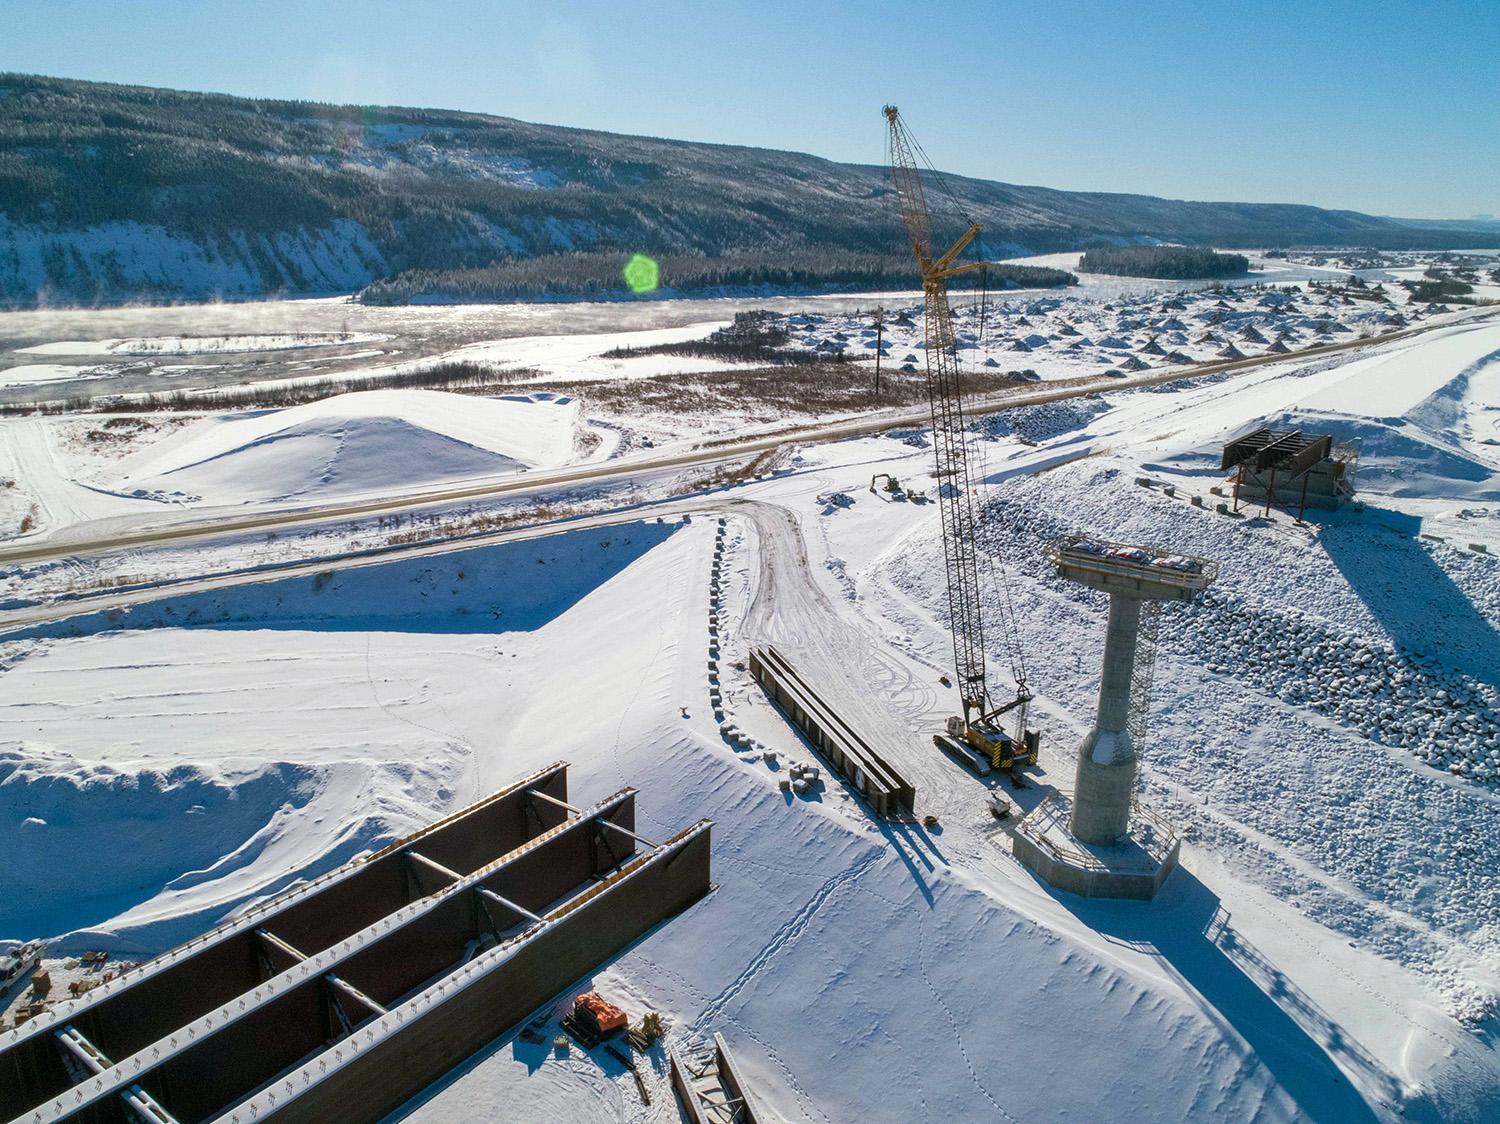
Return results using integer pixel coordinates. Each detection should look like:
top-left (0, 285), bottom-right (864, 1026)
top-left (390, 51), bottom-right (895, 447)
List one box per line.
top-left (905, 125), bottom-right (978, 232)
top-left (970, 260), bottom-right (1031, 696)
top-left (919, 141), bottom-right (1032, 698)
top-left (880, 129), bottom-right (901, 323)
top-left (892, 111), bottom-right (1032, 700)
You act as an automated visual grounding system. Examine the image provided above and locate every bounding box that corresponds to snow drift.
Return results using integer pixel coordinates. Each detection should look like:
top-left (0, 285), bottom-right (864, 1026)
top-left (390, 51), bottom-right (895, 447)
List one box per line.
top-left (109, 389), bottom-right (582, 504)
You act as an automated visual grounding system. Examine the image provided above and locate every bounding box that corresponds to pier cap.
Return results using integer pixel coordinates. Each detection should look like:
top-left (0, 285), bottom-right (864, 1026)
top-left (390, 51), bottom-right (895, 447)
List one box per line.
top-left (1047, 533), bottom-right (1219, 600)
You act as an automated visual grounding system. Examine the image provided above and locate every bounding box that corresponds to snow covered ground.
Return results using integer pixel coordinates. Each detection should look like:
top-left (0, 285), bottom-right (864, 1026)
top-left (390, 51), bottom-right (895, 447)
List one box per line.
top-left (4, 263), bottom-right (1485, 549)
top-left (103, 389), bottom-right (585, 506)
top-left (2, 293), bottom-right (1498, 1122)
top-left (0, 388), bottom-right (602, 542)
top-left (756, 268), bottom-right (1462, 386)
top-left (5, 250), bottom-right (1489, 411)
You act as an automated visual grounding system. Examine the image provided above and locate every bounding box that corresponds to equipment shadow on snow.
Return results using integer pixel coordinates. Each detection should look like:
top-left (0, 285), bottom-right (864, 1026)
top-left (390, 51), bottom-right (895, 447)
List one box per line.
top-left (15, 522), bottom-right (680, 641)
top-left (1319, 511), bottom-right (1500, 687)
top-left (1057, 869), bottom-right (1395, 1124)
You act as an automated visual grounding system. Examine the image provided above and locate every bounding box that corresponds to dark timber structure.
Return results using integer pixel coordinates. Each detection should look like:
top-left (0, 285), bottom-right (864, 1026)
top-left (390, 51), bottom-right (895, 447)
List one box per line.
top-left (0, 762), bottom-right (713, 1124)
top-left (749, 645), bottom-right (916, 817)
top-left (1222, 426), bottom-right (1358, 518)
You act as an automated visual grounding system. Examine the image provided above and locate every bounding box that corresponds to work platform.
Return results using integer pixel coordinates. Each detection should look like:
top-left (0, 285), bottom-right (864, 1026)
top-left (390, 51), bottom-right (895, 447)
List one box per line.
top-left (749, 645), bottom-right (916, 817)
top-left (1046, 534), bottom-right (1218, 602)
top-left (0, 762), bottom-right (713, 1124)
top-left (1011, 793), bottom-right (1181, 900)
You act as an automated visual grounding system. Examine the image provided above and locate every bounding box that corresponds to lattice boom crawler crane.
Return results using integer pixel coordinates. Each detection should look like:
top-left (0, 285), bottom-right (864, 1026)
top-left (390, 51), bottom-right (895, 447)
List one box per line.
top-left (883, 105), bottom-right (1040, 772)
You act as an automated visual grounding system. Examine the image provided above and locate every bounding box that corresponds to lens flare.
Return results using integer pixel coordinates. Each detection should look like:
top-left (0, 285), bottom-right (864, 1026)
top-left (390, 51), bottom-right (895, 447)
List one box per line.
top-left (623, 254), bottom-right (660, 294)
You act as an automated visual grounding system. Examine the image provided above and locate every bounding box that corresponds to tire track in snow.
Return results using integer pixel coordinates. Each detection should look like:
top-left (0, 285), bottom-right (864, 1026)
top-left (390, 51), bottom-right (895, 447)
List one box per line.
top-left (693, 848), bottom-right (881, 1030)
top-left (362, 634), bottom-right (480, 800)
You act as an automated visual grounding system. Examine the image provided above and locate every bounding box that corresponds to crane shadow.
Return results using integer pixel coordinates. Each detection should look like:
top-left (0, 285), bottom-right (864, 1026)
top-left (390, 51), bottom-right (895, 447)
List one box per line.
top-left (1054, 868), bottom-right (1398, 1124)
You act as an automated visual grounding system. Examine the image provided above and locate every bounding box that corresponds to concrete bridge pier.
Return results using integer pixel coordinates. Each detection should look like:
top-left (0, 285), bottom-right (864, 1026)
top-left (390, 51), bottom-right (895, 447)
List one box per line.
top-left (1071, 592), bottom-right (1142, 845)
top-left (1011, 535), bottom-right (1218, 900)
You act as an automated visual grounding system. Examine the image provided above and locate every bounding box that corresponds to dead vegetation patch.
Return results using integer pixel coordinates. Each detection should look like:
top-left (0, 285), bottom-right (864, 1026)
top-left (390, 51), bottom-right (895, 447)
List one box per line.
top-left (542, 362), bottom-right (1017, 423)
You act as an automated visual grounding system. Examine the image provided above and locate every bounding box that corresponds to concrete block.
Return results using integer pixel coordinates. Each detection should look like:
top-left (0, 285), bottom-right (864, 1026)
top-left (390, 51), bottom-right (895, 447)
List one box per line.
top-left (1012, 828), bottom-right (1179, 901)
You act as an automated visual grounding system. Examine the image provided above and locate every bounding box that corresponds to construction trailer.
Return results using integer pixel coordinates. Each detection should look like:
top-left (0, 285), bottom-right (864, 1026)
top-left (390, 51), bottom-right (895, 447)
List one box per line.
top-left (749, 645), bottom-right (916, 817)
top-left (0, 761), bottom-right (712, 1124)
top-left (1221, 426), bottom-right (1358, 517)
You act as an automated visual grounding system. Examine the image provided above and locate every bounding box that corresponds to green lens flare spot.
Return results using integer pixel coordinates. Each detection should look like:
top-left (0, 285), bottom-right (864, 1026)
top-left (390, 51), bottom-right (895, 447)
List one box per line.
top-left (623, 254), bottom-right (660, 294)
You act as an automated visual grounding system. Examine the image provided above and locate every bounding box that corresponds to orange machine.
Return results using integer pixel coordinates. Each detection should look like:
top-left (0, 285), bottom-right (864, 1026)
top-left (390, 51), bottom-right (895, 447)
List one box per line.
top-left (574, 993), bottom-right (628, 1036)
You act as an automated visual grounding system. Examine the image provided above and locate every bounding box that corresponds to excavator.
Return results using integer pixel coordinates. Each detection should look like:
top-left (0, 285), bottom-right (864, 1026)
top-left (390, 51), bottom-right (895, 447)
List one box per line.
top-left (882, 105), bottom-right (1040, 775)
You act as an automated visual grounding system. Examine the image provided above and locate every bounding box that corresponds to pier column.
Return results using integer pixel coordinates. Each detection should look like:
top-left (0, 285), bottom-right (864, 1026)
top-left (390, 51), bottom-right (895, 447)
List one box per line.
top-left (1070, 592), bottom-right (1141, 845)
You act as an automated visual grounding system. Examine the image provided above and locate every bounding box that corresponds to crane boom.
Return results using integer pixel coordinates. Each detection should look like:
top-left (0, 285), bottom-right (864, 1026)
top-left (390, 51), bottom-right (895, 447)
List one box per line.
top-left (883, 105), bottom-right (1034, 768)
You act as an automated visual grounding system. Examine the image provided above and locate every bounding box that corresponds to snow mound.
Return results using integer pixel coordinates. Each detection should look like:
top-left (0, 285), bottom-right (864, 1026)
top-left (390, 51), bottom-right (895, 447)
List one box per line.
top-left (110, 389), bottom-right (581, 504)
top-left (0, 745), bottom-right (458, 947)
top-left (976, 396), bottom-right (1110, 444)
top-left (0, 748), bottom-right (312, 939)
top-left (1275, 408), bottom-right (1500, 499)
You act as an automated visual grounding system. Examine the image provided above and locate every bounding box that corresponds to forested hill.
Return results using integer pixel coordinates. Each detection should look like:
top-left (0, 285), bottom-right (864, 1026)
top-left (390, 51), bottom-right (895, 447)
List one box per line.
top-left (1, 72), bottom-right (1493, 307)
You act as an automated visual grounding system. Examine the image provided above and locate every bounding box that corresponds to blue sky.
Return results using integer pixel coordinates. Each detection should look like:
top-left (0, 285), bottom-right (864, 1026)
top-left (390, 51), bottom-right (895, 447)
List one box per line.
top-left (2, 0), bottom-right (1496, 219)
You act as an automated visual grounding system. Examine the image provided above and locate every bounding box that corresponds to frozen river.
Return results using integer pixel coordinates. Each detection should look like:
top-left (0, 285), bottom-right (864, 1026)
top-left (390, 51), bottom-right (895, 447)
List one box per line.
top-left (0, 253), bottom-right (1368, 406)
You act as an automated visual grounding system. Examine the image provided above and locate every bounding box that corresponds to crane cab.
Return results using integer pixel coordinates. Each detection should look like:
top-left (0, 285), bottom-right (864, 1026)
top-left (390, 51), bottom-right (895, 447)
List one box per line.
top-left (946, 715), bottom-right (1039, 770)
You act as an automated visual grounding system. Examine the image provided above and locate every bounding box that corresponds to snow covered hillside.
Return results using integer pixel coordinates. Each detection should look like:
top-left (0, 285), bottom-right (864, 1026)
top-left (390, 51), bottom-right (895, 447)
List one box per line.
top-left (874, 322), bottom-right (1500, 1026)
top-left (0, 522), bottom-right (678, 944)
top-left (4, 73), bottom-right (1496, 307)
top-left (10, 501), bottom-right (1495, 1123)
